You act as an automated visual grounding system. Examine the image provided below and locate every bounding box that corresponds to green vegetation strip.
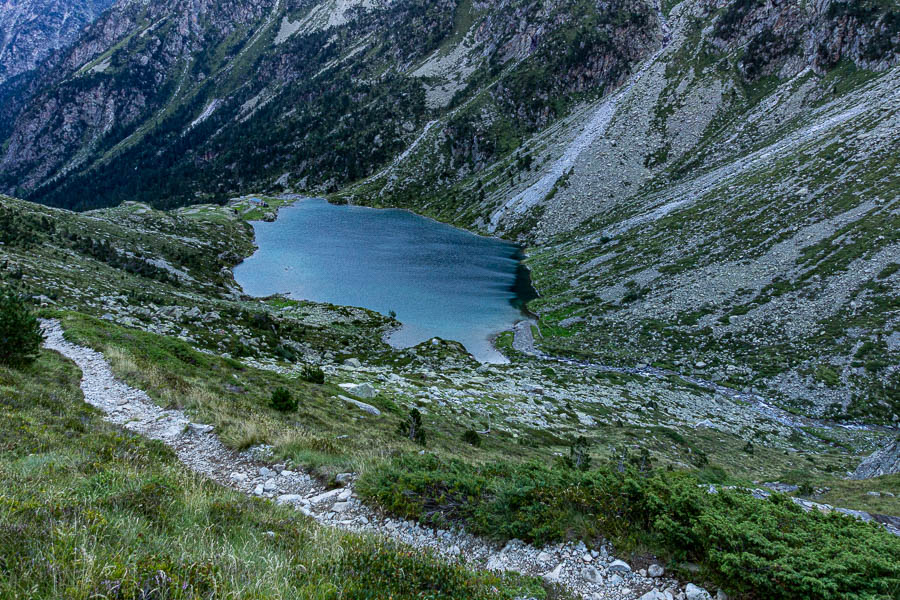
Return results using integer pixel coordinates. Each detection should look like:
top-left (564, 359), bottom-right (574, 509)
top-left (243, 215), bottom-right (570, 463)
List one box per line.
top-left (359, 454), bottom-right (900, 600)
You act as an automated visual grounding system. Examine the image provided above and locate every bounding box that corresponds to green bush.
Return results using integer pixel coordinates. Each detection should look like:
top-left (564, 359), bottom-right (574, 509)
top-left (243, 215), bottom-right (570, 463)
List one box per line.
top-left (358, 454), bottom-right (900, 600)
top-left (0, 290), bottom-right (43, 366)
top-left (300, 363), bottom-right (325, 384)
top-left (269, 387), bottom-right (296, 412)
top-left (462, 429), bottom-right (481, 447)
top-left (562, 436), bottom-right (591, 470)
top-left (398, 408), bottom-right (426, 445)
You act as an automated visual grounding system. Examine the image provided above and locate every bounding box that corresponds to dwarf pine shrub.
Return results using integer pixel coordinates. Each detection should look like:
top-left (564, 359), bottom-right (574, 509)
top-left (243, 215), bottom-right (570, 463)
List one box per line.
top-left (462, 429), bottom-right (481, 447)
top-left (398, 408), bottom-right (426, 445)
top-left (359, 454), bottom-right (900, 600)
top-left (270, 387), bottom-right (296, 412)
top-left (0, 290), bottom-right (43, 367)
top-left (300, 364), bottom-right (325, 384)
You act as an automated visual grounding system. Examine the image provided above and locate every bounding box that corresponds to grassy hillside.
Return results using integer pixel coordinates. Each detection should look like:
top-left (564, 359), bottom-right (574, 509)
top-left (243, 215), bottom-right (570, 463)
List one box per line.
top-left (0, 350), bottom-right (547, 599)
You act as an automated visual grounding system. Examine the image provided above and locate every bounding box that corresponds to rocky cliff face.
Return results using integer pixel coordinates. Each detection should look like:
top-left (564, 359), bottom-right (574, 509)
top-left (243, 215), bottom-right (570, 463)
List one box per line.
top-left (703, 0), bottom-right (900, 80)
top-left (0, 0), bottom-right (116, 85)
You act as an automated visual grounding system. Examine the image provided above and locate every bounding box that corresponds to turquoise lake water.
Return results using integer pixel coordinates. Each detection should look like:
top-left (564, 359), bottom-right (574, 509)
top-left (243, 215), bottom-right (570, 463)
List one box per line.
top-left (233, 198), bottom-right (536, 363)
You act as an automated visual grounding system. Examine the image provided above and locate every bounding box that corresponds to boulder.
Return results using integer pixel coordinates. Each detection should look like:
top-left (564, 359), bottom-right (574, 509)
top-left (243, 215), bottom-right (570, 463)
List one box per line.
top-left (343, 358), bottom-right (362, 368)
top-left (187, 422), bottom-right (214, 435)
top-left (543, 563), bottom-right (564, 583)
top-left (581, 566), bottom-right (602, 583)
top-left (685, 583), bottom-right (712, 600)
top-left (276, 494), bottom-right (306, 505)
top-left (608, 559), bottom-right (631, 573)
top-left (350, 383), bottom-right (377, 399)
top-left (648, 564), bottom-right (664, 577)
top-left (851, 439), bottom-right (900, 479)
top-left (338, 395), bottom-right (381, 416)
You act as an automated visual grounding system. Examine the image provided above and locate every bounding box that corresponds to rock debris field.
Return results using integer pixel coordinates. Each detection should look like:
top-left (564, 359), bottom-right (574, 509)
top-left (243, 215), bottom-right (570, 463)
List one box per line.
top-left (41, 319), bottom-right (711, 600)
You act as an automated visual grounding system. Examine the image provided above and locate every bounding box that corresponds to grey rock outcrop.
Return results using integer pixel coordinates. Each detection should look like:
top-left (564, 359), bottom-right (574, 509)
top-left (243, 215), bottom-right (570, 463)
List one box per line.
top-left (851, 439), bottom-right (900, 480)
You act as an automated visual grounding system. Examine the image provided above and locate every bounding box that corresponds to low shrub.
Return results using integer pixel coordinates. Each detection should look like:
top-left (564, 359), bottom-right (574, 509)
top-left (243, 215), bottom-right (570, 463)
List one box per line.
top-left (358, 454), bottom-right (900, 600)
top-left (462, 429), bottom-right (481, 447)
top-left (0, 290), bottom-right (43, 366)
top-left (398, 408), bottom-right (426, 445)
top-left (300, 363), bottom-right (325, 384)
top-left (269, 387), bottom-right (296, 412)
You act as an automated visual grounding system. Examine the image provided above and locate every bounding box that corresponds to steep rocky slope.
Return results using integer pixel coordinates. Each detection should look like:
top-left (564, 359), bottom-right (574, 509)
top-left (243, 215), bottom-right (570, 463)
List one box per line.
top-left (0, 0), bottom-right (115, 84)
top-left (0, 0), bottom-right (660, 209)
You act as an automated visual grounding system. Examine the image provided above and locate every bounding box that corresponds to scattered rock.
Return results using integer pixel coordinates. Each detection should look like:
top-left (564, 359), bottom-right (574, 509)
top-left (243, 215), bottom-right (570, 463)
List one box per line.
top-left (648, 563), bottom-right (664, 577)
top-left (685, 583), bottom-right (712, 600)
top-left (764, 482), bottom-right (799, 493)
top-left (608, 559), bottom-right (631, 573)
top-left (338, 395), bottom-right (381, 416)
top-left (187, 422), bottom-right (214, 435)
top-left (581, 565), bottom-right (602, 583)
top-left (276, 494), bottom-right (306, 505)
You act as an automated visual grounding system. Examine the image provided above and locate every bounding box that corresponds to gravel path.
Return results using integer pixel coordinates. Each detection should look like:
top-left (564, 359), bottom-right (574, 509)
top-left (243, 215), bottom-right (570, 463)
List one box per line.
top-left (41, 319), bottom-right (681, 600)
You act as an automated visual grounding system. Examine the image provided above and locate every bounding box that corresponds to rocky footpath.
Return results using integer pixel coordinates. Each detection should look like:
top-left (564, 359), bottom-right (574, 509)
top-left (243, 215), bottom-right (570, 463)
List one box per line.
top-left (42, 317), bottom-right (730, 600)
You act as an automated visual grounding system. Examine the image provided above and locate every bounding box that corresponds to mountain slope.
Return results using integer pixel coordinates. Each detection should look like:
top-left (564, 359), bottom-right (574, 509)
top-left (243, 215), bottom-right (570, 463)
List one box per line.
top-left (0, 0), bottom-right (115, 84)
top-left (0, 0), bottom-right (660, 209)
top-left (4, 189), bottom-right (900, 598)
top-left (342, 0), bottom-right (900, 424)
